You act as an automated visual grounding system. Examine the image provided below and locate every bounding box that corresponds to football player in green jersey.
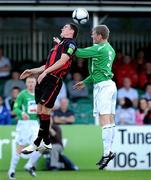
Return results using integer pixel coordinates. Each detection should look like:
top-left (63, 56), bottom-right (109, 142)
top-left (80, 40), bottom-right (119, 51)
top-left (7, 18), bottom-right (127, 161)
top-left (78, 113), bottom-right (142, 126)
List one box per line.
top-left (8, 77), bottom-right (41, 179)
top-left (74, 25), bottom-right (117, 170)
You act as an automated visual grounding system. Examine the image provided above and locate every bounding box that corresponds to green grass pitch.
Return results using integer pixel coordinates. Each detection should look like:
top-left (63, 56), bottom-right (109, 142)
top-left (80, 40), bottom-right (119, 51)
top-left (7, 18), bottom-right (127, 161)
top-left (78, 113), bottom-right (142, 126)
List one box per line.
top-left (1, 170), bottom-right (151, 180)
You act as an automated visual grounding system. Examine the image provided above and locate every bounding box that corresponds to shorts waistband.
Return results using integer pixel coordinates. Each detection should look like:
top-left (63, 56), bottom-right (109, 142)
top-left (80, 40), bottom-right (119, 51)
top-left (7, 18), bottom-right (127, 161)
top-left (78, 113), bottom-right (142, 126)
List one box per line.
top-left (94, 80), bottom-right (115, 87)
top-left (50, 73), bottom-right (62, 80)
top-left (17, 120), bottom-right (39, 124)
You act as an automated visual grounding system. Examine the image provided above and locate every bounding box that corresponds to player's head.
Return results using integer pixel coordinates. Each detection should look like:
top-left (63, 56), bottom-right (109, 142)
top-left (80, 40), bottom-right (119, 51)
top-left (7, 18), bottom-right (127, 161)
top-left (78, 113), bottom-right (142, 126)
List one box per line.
top-left (60, 23), bottom-right (78, 39)
top-left (11, 86), bottom-right (20, 98)
top-left (25, 77), bottom-right (36, 93)
top-left (60, 98), bottom-right (69, 111)
top-left (92, 25), bottom-right (110, 44)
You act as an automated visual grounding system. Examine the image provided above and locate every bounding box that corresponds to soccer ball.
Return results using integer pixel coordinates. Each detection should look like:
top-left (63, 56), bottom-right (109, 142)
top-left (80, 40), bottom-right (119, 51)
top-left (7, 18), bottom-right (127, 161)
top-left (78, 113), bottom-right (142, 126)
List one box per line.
top-left (72, 8), bottom-right (89, 25)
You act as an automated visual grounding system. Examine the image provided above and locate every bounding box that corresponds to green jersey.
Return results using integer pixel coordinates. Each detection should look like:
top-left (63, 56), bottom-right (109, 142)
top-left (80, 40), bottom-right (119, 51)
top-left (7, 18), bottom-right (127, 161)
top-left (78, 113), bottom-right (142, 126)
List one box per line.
top-left (75, 42), bottom-right (116, 85)
top-left (13, 89), bottom-right (38, 120)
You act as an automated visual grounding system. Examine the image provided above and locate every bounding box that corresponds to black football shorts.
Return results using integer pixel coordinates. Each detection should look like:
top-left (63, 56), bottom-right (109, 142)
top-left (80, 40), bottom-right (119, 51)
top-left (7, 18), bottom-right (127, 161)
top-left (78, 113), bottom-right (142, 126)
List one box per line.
top-left (35, 74), bottom-right (62, 108)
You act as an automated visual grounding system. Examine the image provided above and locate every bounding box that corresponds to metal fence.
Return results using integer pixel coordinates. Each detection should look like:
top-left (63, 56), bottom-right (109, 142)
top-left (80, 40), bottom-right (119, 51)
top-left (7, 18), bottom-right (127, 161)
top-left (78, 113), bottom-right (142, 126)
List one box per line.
top-left (111, 32), bottom-right (151, 57)
top-left (0, 31), bottom-right (151, 62)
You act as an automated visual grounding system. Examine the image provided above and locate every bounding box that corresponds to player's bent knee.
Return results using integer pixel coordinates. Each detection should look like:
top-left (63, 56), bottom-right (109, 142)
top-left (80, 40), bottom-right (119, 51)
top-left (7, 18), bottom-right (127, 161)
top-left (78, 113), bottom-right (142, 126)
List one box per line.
top-left (17, 145), bottom-right (25, 154)
top-left (99, 114), bottom-right (112, 126)
top-left (37, 104), bottom-right (42, 114)
top-left (41, 106), bottom-right (52, 115)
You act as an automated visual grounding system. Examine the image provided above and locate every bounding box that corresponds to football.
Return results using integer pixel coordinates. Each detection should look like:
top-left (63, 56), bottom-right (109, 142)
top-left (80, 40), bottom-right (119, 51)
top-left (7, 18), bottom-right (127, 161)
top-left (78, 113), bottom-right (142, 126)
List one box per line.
top-left (72, 8), bottom-right (89, 25)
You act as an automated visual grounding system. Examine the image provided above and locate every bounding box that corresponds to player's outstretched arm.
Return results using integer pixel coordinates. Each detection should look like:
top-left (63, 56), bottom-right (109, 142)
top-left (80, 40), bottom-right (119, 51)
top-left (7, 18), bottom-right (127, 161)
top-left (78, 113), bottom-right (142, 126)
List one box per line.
top-left (76, 45), bottom-right (99, 59)
top-left (37, 54), bottom-right (69, 84)
top-left (20, 65), bottom-right (45, 79)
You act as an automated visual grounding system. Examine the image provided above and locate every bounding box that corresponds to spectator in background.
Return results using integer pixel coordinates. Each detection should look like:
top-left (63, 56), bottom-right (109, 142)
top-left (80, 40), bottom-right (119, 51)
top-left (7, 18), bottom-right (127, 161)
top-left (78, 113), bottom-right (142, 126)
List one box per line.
top-left (0, 46), bottom-right (11, 80)
top-left (134, 49), bottom-right (146, 74)
top-left (115, 55), bottom-right (138, 88)
top-left (112, 49), bottom-right (124, 75)
top-left (143, 99), bottom-right (151, 124)
top-left (54, 82), bottom-right (67, 110)
top-left (46, 122), bottom-right (78, 171)
top-left (143, 110), bottom-right (151, 124)
top-left (67, 72), bottom-right (89, 102)
top-left (4, 70), bottom-right (26, 97)
top-left (46, 123), bottom-right (64, 170)
top-left (4, 86), bottom-right (20, 124)
top-left (141, 83), bottom-right (151, 100)
top-left (147, 99), bottom-right (151, 110)
top-left (71, 58), bottom-right (88, 78)
top-left (115, 97), bottom-right (136, 125)
top-left (138, 62), bottom-right (151, 89)
top-left (117, 77), bottom-right (139, 108)
top-left (143, 100), bottom-right (151, 124)
top-left (53, 98), bottom-right (75, 125)
top-left (135, 98), bottom-right (148, 125)
top-left (0, 95), bottom-right (11, 125)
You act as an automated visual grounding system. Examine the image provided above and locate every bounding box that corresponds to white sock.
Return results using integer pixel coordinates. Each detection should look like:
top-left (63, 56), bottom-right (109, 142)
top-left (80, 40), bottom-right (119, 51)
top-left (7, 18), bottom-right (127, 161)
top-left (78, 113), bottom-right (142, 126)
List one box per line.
top-left (25, 151), bottom-right (41, 169)
top-left (102, 124), bottom-right (113, 156)
top-left (9, 151), bottom-right (20, 173)
top-left (111, 124), bottom-right (116, 147)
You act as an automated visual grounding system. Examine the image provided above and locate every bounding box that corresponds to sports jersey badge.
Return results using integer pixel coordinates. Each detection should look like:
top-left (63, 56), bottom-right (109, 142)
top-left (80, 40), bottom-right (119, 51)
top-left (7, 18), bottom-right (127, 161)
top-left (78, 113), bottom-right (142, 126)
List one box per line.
top-left (67, 43), bottom-right (75, 55)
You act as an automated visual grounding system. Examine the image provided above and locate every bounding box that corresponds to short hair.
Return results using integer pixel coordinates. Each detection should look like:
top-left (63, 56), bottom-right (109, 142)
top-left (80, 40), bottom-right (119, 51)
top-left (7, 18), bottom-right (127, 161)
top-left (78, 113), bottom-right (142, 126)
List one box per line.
top-left (69, 23), bottom-right (78, 39)
top-left (12, 86), bottom-right (20, 91)
top-left (93, 25), bottom-right (110, 39)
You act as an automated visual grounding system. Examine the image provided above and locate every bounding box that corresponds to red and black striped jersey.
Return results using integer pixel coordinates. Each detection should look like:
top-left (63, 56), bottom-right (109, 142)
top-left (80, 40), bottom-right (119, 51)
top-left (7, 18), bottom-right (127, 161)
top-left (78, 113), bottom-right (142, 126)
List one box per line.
top-left (45, 38), bottom-right (77, 78)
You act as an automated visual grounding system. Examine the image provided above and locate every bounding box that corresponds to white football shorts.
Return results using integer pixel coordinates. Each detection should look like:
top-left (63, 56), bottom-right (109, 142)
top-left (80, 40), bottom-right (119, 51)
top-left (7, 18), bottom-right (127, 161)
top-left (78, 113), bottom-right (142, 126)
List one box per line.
top-left (93, 80), bottom-right (117, 116)
top-left (15, 120), bottom-right (39, 146)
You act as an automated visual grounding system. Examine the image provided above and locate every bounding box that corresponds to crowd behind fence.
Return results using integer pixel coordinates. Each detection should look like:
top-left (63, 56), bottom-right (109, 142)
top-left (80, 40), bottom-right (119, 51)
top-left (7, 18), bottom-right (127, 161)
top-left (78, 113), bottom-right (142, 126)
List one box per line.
top-left (0, 31), bottom-right (151, 125)
top-left (0, 31), bottom-right (151, 62)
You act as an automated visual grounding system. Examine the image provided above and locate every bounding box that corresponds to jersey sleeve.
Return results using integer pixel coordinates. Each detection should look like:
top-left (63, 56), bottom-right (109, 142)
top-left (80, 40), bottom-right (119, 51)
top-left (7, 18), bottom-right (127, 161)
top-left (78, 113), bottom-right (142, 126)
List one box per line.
top-left (63, 40), bottom-right (77, 56)
top-left (75, 45), bottom-right (99, 58)
top-left (13, 93), bottom-right (23, 119)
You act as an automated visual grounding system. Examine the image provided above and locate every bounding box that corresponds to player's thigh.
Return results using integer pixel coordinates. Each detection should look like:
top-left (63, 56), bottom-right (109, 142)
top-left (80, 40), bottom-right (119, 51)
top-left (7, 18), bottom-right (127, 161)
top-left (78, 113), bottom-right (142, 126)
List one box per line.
top-left (35, 82), bottom-right (42, 105)
top-left (40, 75), bottom-right (62, 109)
top-left (37, 103), bottom-right (42, 114)
top-left (15, 121), bottom-right (39, 146)
top-left (111, 87), bottom-right (117, 115)
top-left (110, 114), bottom-right (115, 124)
top-left (99, 114), bottom-right (112, 126)
top-left (41, 105), bottom-right (52, 115)
top-left (96, 86), bottom-right (115, 114)
top-left (94, 81), bottom-right (117, 115)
